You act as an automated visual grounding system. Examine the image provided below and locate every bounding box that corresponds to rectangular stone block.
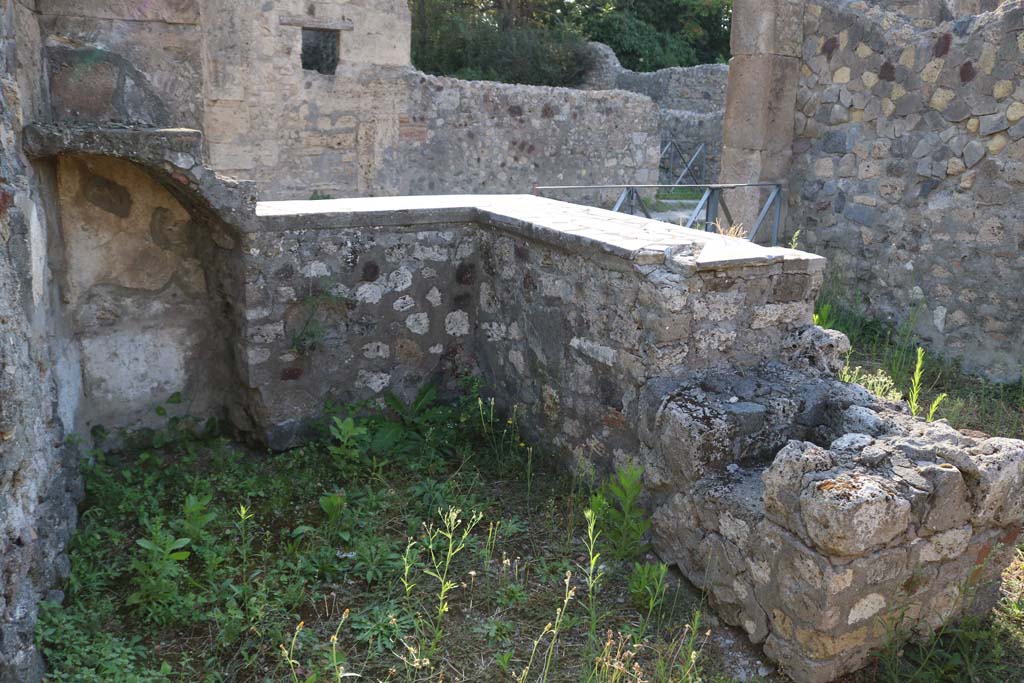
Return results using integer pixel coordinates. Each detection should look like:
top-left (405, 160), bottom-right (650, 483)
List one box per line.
top-left (731, 0), bottom-right (807, 58)
top-left (723, 54), bottom-right (802, 153)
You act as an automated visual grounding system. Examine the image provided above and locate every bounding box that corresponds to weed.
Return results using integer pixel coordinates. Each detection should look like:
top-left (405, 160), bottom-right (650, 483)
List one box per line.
top-left (596, 464), bottom-right (651, 561)
top-left (38, 382), bottom-right (1023, 682)
top-left (788, 229), bottom-right (802, 250)
top-left (839, 364), bottom-right (903, 402)
top-left (421, 506), bottom-right (483, 655)
top-left (351, 602), bottom-right (414, 654)
top-left (328, 416), bottom-right (369, 475)
top-left (628, 561), bottom-right (668, 641)
top-left (582, 507), bottom-right (606, 656)
top-left (351, 535), bottom-right (403, 586)
top-left (177, 492), bottom-right (216, 542)
top-left (126, 521), bottom-right (193, 625)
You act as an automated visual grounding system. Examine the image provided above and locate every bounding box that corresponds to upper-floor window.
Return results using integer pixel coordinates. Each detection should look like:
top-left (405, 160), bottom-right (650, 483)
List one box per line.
top-left (301, 28), bottom-right (340, 75)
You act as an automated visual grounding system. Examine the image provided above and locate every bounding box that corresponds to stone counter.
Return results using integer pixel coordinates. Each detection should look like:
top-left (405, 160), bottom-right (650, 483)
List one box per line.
top-left (245, 195), bottom-right (824, 460)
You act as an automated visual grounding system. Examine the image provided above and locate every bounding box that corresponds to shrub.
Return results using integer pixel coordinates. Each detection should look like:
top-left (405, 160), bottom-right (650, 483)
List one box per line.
top-left (412, 5), bottom-right (593, 86)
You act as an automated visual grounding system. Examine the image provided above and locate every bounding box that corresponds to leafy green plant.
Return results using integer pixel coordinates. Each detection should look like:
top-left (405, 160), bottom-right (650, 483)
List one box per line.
top-left (328, 416), bottom-right (368, 474)
top-left (177, 492), bottom-right (216, 541)
top-left (628, 561), bottom-right (668, 641)
top-left (908, 346), bottom-right (926, 417)
top-left (36, 600), bottom-right (174, 683)
top-left (495, 649), bottom-right (515, 673)
top-left (351, 601), bottom-right (414, 654)
top-left (814, 301), bottom-right (838, 329)
top-left (596, 464), bottom-right (651, 561)
top-left (351, 535), bottom-right (403, 586)
top-left (497, 582), bottom-right (529, 609)
top-left (788, 229), bottom-right (802, 250)
top-left (126, 522), bottom-right (193, 625)
top-left (479, 618), bottom-right (514, 645)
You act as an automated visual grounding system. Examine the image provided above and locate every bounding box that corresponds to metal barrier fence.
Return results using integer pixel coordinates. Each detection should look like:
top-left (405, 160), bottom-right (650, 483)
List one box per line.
top-left (660, 140), bottom-right (705, 186)
top-left (532, 183), bottom-right (786, 246)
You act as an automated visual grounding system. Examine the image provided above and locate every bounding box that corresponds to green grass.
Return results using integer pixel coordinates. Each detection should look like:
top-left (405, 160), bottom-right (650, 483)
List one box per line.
top-left (37, 386), bottom-right (729, 683)
top-left (814, 297), bottom-right (1024, 440)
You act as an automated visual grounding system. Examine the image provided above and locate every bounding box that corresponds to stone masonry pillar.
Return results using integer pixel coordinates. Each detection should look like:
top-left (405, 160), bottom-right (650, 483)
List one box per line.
top-left (720, 0), bottom-right (806, 240)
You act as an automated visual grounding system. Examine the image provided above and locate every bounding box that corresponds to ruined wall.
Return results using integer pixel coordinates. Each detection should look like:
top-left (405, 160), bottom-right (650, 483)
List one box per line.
top-left (246, 195), bottom-right (823, 457)
top-left (583, 42), bottom-right (728, 113)
top-left (647, 355), bottom-right (1024, 683)
top-left (0, 2), bottom-right (81, 681)
top-left (398, 74), bottom-right (660, 204)
top-left (789, 0), bottom-right (1024, 381)
top-left (583, 42), bottom-right (728, 183)
top-left (35, 1), bottom-right (659, 202)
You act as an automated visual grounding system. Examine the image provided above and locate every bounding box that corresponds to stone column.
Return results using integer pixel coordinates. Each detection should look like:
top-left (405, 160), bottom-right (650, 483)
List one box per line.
top-left (720, 0), bottom-right (806, 241)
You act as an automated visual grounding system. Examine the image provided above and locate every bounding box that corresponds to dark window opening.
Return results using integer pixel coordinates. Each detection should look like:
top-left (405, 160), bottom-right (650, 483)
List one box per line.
top-left (301, 28), bottom-right (339, 75)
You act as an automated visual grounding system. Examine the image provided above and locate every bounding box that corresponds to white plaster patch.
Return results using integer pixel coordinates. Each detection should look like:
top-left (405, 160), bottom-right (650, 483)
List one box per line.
top-left (22, 197), bottom-right (46, 306)
top-left (247, 347), bottom-right (271, 364)
top-left (445, 310), bottom-right (470, 337)
top-left (933, 305), bottom-right (947, 333)
top-left (393, 295), bottom-right (416, 312)
top-left (508, 349), bottom-right (526, 374)
top-left (421, 266), bottom-right (437, 279)
top-left (387, 268), bottom-right (413, 292)
top-left (301, 261), bottom-right (330, 278)
top-left (848, 593), bottom-right (886, 624)
top-left (406, 312), bottom-right (430, 335)
top-left (356, 283), bottom-right (383, 304)
top-left (356, 370), bottom-right (391, 393)
top-left (429, 344), bottom-right (444, 355)
top-left (426, 286), bottom-right (442, 307)
top-left (413, 244), bottom-right (447, 261)
top-left (569, 337), bottom-right (617, 366)
top-left (80, 327), bottom-right (192, 409)
top-left (456, 240), bottom-right (475, 259)
top-left (362, 342), bottom-right (390, 359)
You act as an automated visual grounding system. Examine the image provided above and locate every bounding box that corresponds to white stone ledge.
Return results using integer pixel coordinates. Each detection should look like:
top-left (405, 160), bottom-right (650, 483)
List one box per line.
top-left (255, 194), bottom-right (826, 274)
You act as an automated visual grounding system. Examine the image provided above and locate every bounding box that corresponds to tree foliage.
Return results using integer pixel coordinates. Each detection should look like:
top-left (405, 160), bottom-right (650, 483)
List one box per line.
top-left (410, 0), bottom-right (732, 84)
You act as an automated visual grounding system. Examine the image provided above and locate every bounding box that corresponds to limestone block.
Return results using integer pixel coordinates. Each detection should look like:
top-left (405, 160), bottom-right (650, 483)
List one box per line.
top-left (723, 54), bottom-right (802, 153)
top-left (731, 0), bottom-right (807, 58)
top-left (800, 474), bottom-right (912, 557)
